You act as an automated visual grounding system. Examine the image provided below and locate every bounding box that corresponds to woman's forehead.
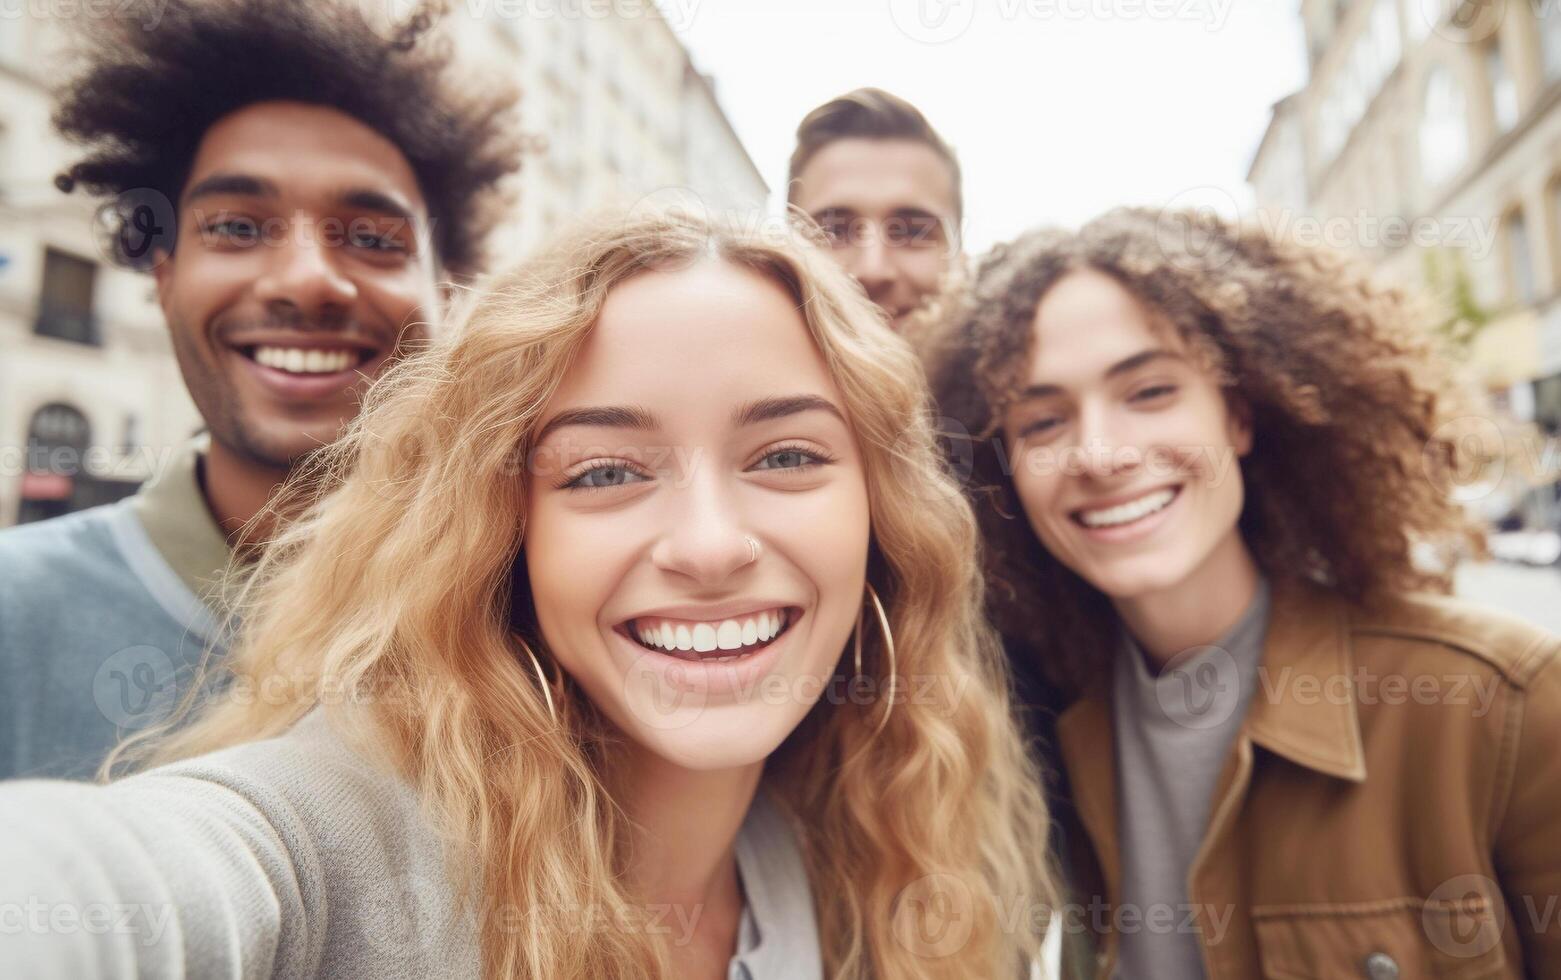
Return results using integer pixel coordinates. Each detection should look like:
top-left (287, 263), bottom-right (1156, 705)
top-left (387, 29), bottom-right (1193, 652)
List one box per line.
top-left (540, 259), bottom-right (843, 435)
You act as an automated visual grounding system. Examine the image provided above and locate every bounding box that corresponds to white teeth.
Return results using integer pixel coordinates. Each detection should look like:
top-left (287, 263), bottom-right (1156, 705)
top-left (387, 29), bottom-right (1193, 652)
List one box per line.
top-left (1079, 488), bottom-right (1177, 529)
top-left (716, 621), bottom-right (743, 650)
top-left (630, 608), bottom-right (791, 656)
top-left (252, 346), bottom-right (358, 375)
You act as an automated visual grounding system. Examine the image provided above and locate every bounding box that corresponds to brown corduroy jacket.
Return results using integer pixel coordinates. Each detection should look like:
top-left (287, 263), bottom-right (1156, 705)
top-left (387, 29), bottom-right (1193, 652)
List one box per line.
top-left (1053, 580), bottom-right (1561, 980)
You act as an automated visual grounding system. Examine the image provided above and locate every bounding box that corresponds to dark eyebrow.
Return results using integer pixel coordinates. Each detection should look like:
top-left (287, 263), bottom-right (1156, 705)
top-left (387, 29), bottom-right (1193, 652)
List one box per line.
top-left (1015, 349), bottom-right (1183, 401)
top-left (535, 405), bottom-right (660, 444)
top-left (340, 188), bottom-right (420, 226)
top-left (182, 175), bottom-right (419, 226)
top-left (808, 207), bottom-right (857, 223)
top-left (734, 394), bottom-right (846, 428)
top-left (182, 173), bottom-right (277, 207)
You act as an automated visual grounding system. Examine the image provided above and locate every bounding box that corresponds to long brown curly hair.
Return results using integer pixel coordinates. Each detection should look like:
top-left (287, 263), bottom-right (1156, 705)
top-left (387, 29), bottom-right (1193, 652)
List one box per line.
top-left (923, 207), bottom-right (1492, 701)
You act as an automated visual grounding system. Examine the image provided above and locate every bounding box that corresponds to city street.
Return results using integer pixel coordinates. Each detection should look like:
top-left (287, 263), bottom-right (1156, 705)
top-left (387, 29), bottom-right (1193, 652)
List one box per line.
top-left (1455, 560), bottom-right (1561, 635)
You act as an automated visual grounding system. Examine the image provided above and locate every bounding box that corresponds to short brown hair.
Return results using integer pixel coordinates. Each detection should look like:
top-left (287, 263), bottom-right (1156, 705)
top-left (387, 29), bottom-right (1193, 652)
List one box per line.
top-left (786, 87), bottom-right (962, 221)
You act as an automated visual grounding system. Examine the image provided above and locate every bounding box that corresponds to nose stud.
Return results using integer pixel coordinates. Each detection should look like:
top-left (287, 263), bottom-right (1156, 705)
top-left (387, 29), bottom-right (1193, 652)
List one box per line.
top-left (745, 535), bottom-right (761, 564)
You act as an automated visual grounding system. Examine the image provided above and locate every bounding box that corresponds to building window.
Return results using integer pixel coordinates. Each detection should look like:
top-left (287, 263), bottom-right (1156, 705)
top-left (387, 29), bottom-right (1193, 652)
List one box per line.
top-left (1420, 65), bottom-right (1469, 190)
top-left (1551, 178), bottom-right (1561, 285)
top-left (1506, 209), bottom-right (1537, 306)
top-left (1316, 0), bottom-right (1402, 165)
top-left (1487, 45), bottom-right (1518, 132)
top-left (18, 403), bottom-right (91, 525)
top-left (1544, 3), bottom-right (1561, 81)
top-left (34, 248), bottom-right (100, 346)
top-left (120, 413), bottom-right (142, 455)
top-left (1402, 0), bottom-right (1431, 43)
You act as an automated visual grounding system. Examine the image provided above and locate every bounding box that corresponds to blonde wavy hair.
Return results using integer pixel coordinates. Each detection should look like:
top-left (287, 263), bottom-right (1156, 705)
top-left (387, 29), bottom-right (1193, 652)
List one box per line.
top-left (115, 207), bottom-right (1054, 978)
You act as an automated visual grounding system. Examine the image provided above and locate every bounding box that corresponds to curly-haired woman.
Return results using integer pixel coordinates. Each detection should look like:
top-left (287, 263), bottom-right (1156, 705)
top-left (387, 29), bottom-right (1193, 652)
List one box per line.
top-left (0, 208), bottom-right (1055, 979)
top-left (926, 208), bottom-right (1561, 980)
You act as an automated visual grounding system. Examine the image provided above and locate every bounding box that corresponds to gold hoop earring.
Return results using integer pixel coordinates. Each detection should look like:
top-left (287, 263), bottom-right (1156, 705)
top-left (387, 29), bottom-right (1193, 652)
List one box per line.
top-left (516, 636), bottom-right (559, 726)
top-left (854, 582), bottom-right (896, 735)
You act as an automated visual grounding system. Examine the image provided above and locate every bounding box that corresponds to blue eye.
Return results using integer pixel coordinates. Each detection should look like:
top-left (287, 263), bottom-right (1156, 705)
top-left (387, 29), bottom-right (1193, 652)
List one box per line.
top-left (348, 229), bottom-right (407, 252)
top-left (564, 463), bottom-right (649, 491)
top-left (751, 447), bottom-right (826, 471)
top-left (207, 217), bottom-right (261, 245)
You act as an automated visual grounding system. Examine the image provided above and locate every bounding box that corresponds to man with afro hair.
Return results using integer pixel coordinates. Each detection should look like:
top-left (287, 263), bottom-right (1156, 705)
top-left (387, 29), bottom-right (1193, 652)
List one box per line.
top-left (0, 0), bottom-right (525, 779)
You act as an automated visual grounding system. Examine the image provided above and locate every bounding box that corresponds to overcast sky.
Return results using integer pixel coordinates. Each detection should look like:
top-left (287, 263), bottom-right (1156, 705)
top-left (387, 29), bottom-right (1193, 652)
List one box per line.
top-left (668, 0), bottom-right (1310, 253)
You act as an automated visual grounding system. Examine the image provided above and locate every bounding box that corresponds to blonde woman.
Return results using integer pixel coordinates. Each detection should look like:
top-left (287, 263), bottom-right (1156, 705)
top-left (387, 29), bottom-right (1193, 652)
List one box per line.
top-left (0, 209), bottom-right (1054, 979)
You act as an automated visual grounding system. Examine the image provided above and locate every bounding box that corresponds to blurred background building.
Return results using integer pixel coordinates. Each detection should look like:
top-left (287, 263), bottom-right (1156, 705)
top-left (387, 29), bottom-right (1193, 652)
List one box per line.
top-left (0, 3), bottom-right (765, 527)
top-left (1249, 0), bottom-right (1561, 529)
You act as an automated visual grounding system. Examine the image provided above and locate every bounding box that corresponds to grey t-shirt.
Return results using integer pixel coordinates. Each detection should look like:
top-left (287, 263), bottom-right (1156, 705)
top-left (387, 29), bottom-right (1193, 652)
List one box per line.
top-left (1110, 581), bottom-right (1271, 980)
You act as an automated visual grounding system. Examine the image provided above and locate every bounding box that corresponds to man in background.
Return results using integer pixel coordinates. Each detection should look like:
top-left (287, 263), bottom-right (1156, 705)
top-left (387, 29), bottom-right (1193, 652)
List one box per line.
top-left (0, 0), bottom-right (524, 779)
top-left (787, 88), bottom-right (964, 332)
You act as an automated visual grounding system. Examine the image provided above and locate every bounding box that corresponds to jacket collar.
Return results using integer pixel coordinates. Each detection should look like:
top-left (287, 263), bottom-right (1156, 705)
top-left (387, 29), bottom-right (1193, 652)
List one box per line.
top-left (1242, 578), bottom-right (1367, 783)
top-left (1056, 578), bottom-right (1367, 835)
top-left (130, 433), bottom-right (233, 606)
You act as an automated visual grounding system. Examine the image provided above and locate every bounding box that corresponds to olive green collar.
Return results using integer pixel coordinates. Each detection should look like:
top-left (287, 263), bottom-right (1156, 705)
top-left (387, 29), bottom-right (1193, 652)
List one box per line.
top-left (130, 435), bottom-right (233, 608)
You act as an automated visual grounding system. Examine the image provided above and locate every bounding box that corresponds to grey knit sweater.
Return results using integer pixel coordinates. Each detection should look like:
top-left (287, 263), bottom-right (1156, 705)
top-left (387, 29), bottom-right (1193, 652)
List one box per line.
top-left (0, 710), bottom-right (822, 979)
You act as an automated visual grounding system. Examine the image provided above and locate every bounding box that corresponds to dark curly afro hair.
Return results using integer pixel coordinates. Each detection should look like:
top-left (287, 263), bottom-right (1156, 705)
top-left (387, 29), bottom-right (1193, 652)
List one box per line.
top-left (52, 0), bottom-right (525, 281)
